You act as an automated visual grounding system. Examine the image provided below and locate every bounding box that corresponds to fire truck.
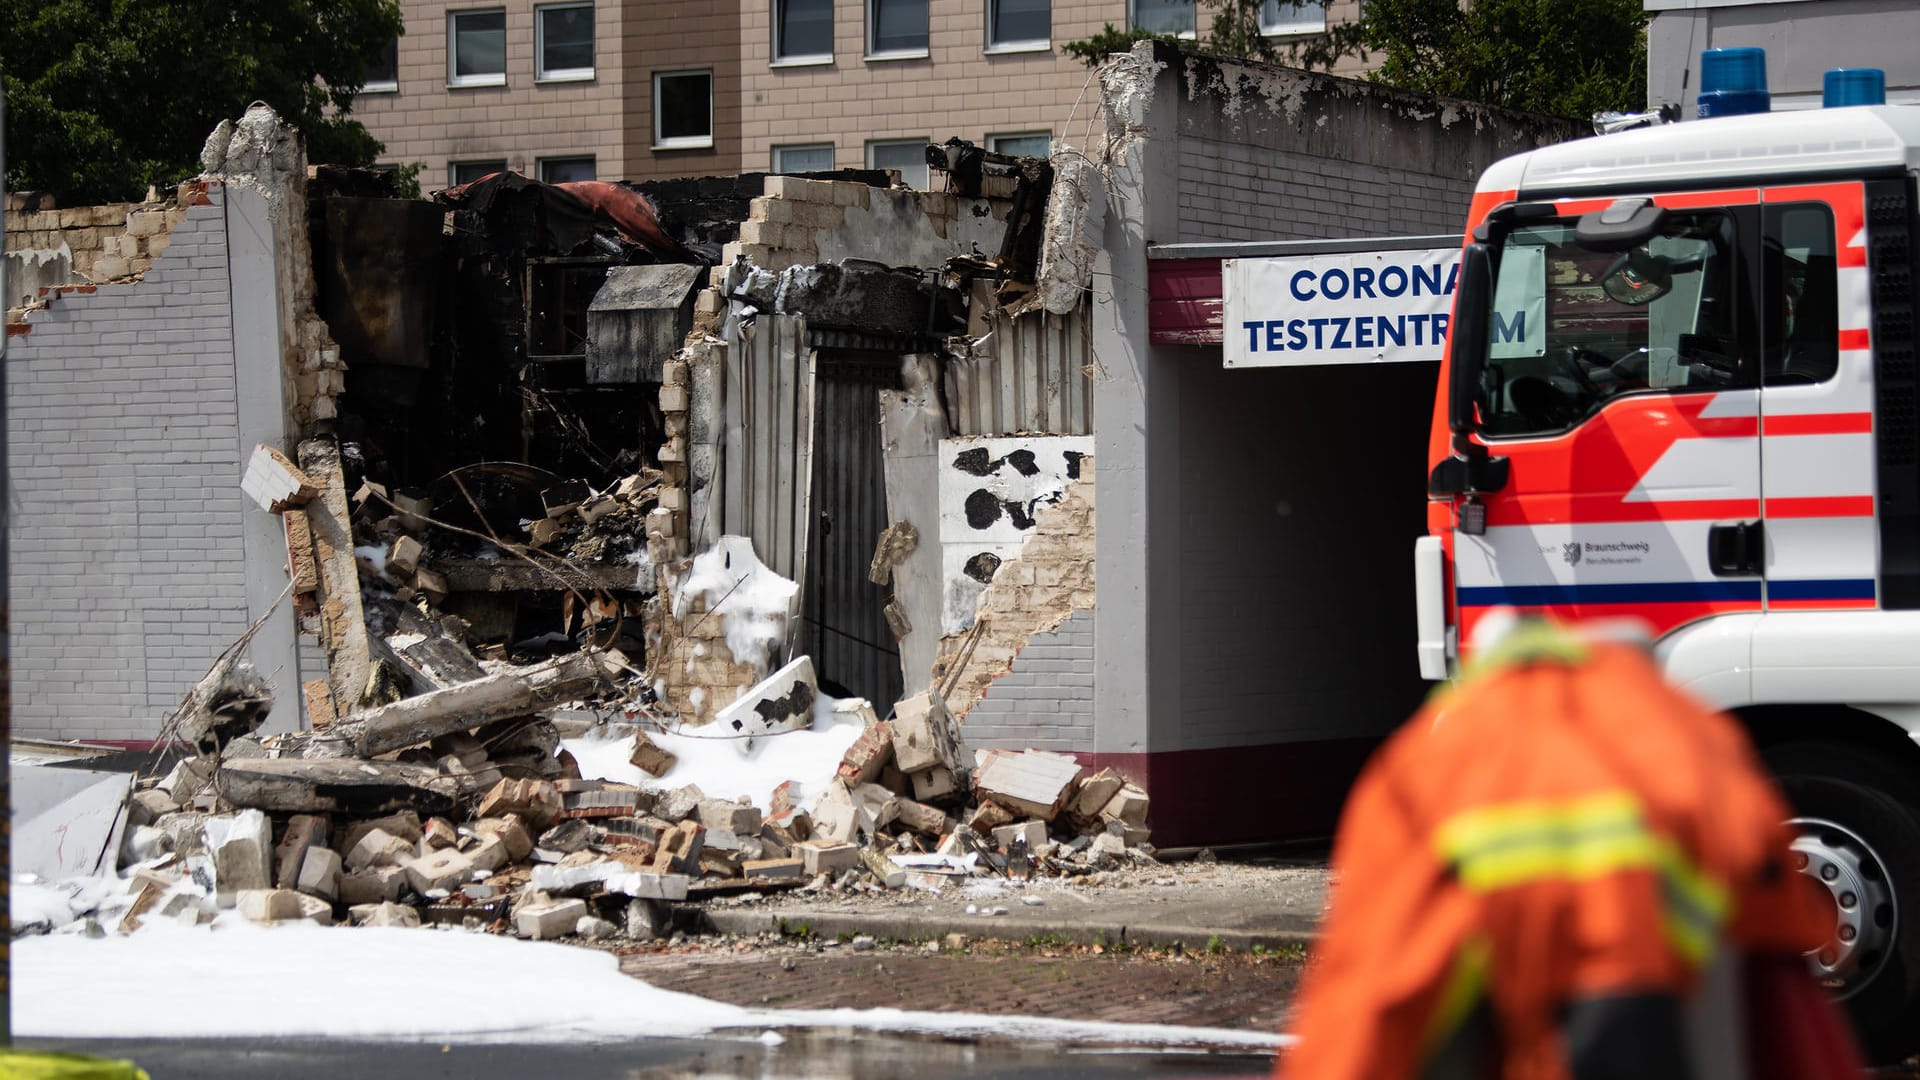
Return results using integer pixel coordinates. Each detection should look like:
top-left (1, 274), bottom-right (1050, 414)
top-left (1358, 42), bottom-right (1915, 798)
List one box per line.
top-left (1418, 52), bottom-right (1920, 1051)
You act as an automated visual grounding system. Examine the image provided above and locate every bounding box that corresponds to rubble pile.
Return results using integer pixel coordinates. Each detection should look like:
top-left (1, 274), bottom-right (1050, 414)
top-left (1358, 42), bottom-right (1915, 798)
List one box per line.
top-left (25, 655), bottom-right (1151, 943)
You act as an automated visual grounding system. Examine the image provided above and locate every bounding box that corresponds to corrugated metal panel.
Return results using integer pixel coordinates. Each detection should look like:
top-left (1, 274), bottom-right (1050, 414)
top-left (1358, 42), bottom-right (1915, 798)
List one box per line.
top-left (946, 308), bottom-right (1093, 436)
top-left (721, 313), bottom-right (814, 585)
top-left (800, 356), bottom-right (904, 707)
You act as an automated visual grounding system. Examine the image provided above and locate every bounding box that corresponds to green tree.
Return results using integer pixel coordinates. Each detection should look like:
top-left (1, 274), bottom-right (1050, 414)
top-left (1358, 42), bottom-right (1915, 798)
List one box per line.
top-left (2, 0), bottom-right (404, 204)
top-left (1286, 0), bottom-right (1647, 119)
top-left (1067, 0), bottom-right (1646, 120)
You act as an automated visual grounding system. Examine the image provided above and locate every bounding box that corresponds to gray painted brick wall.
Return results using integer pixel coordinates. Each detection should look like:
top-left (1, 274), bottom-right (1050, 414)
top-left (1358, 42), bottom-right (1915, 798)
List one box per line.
top-left (959, 608), bottom-right (1096, 754)
top-left (7, 195), bottom-right (252, 742)
top-left (1176, 141), bottom-right (1473, 243)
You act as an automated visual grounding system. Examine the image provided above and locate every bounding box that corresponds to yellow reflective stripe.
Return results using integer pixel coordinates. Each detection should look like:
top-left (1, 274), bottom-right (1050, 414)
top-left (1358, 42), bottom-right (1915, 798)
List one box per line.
top-left (1435, 791), bottom-right (1645, 874)
top-left (1420, 935), bottom-right (1491, 1058)
top-left (1434, 791), bottom-right (1733, 969)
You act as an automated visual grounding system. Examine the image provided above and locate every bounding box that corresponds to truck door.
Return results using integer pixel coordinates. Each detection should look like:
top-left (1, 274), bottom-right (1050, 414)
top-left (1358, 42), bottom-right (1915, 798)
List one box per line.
top-left (1757, 184), bottom-right (1877, 613)
top-left (1452, 191), bottom-right (1765, 646)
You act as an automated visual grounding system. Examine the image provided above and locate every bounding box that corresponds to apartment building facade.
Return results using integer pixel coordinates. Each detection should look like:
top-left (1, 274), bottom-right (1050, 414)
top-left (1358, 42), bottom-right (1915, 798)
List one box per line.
top-left (352, 0), bottom-right (1358, 188)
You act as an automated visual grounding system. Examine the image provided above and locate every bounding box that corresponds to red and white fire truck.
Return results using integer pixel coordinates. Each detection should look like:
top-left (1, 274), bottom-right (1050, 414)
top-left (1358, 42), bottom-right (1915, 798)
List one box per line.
top-left (1419, 55), bottom-right (1920, 1050)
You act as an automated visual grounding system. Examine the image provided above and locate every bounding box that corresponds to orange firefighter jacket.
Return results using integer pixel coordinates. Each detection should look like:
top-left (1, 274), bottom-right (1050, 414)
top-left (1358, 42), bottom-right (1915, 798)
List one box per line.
top-left (1279, 628), bottom-right (1842, 1080)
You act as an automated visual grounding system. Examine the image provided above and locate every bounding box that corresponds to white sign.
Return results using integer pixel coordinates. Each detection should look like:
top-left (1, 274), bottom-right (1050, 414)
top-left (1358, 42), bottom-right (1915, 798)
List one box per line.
top-left (1224, 248), bottom-right (1462, 367)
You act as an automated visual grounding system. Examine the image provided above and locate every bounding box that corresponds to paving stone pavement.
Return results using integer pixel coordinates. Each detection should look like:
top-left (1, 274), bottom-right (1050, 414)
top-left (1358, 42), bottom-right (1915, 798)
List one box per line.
top-left (618, 942), bottom-right (1304, 1033)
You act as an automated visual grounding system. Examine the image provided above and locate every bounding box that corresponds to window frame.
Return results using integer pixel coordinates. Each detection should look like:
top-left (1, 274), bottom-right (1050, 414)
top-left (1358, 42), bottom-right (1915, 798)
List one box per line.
top-left (538, 156), bottom-right (597, 184)
top-left (773, 143), bottom-right (837, 173)
top-left (652, 69), bottom-right (715, 151)
top-left (451, 160), bottom-right (509, 187)
top-left (866, 0), bottom-right (930, 60)
top-left (988, 132), bottom-right (1052, 158)
top-left (363, 37), bottom-right (400, 93)
top-left (1128, 0), bottom-right (1196, 38)
top-left (1257, 0), bottom-right (1325, 37)
top-left (867, 137), bottom-right (931, 189)
top-left (447, 8), bottom-right (508, 89)
top-left (774, 0), bottom-right (835, 66)
top-left (535, 2), bottom-right (596, 83)
top-left (985, 0), bottom-right (1051, 53)
top-left (1476, 208), bottom-right (1751, 441)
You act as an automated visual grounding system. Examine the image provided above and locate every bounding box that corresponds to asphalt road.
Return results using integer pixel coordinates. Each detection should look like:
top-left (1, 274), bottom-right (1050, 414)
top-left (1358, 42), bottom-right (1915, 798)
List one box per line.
top-left (24, 1032), bottom-right (1274, 1079)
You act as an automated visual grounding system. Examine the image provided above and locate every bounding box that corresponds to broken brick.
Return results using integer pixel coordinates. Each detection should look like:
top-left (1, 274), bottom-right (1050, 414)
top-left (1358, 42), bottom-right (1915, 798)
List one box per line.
top-left (628, 732), bottom-right (678, 777)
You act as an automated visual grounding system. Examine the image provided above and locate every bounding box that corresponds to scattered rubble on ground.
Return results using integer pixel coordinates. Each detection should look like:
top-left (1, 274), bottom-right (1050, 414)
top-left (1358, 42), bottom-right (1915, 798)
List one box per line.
top-left (20, 532), bottom-right (1156, 947)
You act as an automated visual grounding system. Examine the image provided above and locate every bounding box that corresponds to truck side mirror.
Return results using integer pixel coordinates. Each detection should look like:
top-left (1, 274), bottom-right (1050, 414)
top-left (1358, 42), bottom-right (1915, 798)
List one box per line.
top-left (1448, 242), bottom-right (1493, 444)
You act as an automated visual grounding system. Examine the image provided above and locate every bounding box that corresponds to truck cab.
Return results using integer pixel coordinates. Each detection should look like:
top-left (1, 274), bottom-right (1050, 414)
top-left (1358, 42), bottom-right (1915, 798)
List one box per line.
top-left (1420, 83), bottom-right (1920, 1054)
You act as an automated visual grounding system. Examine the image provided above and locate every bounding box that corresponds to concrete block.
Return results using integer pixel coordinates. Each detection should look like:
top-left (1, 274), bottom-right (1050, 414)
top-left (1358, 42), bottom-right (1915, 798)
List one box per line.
top-left (853, 783), bottom-right (900, 830)
top-left (652, 821), bottom-right (705, 874)
top-left (339, 866), bottom-right (407, 905)
top-left (626, 898), bottom-right (668, 940)
top-left (237, 888), bottom-right (328, 924)
top-left (296, 846), bottom-right (342, 901)
top-left (465, 834), bottom-right (510, 872)
top-left (967, 801), bottom-right (1016, 833)
top-left (891, 691), bottom-right (954, 774)
top-left (697, 798), bottom-right (762, 835)
top-left (402, 848), bottom-right (473, 895)
top-left (860, 846), bottom-right (906, 888)
top-left (577, 915), bottom-right (619, 941)
top-left (629, 732), bottom-right (678, 776)
top-left (892, 797), bottom-right (948, 837)
top-left (345, 827), bottom-right (414, 872)
top-left (470, 816), bottom-right (533, 862)
top-left (387, 535), bottom-right (423, 578)
top-left (911, 765), bottom-right (960, 803)
top-left (658, 385), bottom-right (689, 412)
top-left (273, 814), bottom-right (329, 888)
top-left (992, 819), bottom-right (1048, 854)
top-left (976, 751), bottom-right (1083, 822)
top-left (340, 812), bottom-right (423, 854)
top-left (205, 809), bottom-right (272, 905)
top-left (128, 789), bottom-right (180, 827)
top-left (349, 901), bottom-right (421, 928)
top-left (743, 857), bottom-right (805, 880)
top-left (798, 840), bottom-right (861, 876)
top-left (476, 778), bottom-right (562, 830)
top-left (515, 898), bottom-right (588, 940)
top-left (1099, 784), bottom-right (1150, 828)
top-left (808, 780), bottom-right (867, 844)
top-left (657, 784), bottom-right (705, 823)
top-left (1070, 768), bottom-right (1126, 820)
top-left (424, 817), bottom-right (460, 850)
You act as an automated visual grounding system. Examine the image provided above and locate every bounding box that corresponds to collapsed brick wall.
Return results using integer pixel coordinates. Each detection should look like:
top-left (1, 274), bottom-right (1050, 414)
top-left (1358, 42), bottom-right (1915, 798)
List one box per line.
top-left (719, 174), bottom-right (1014, 272)
top-left (4, 189), bottom-right (198, 303)
top-left (933, 474), bottom-right (1095, 730)
top-left (5, 186), bottom-right (253, 743)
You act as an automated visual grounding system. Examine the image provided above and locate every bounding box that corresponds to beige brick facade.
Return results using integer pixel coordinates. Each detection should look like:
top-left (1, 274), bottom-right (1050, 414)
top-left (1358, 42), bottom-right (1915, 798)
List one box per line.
top-left (356, 0), bottom-right (1364, 188)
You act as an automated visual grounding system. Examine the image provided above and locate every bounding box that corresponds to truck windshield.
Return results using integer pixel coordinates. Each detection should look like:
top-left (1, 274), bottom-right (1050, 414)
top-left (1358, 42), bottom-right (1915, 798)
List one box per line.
top-left (1478, 211), bottom-right (1738, 437)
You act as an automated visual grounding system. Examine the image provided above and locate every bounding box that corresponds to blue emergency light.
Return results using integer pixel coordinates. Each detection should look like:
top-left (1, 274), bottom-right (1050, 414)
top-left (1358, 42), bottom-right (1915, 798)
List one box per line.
top-left (1824, 68), bottom-right (1887, 107)
top-left (1698, 47), bottom-right (1770, 118)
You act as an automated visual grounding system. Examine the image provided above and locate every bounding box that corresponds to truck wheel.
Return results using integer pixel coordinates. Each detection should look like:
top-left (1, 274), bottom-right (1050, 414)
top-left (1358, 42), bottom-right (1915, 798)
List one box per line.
top-left (1762, 742), bottom-right (1920, 1060)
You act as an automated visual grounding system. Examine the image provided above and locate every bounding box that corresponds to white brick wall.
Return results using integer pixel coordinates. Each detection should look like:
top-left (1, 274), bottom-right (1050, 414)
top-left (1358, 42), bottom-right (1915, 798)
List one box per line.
top-left (6, 194), bottom-right (252, 742)
top-left (959, 608), bottom-right (1096, 754)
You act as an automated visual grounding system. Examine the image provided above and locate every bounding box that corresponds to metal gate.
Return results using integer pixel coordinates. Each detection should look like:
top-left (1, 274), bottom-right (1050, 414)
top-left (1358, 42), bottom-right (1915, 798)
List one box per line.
top-left (800, 352), bottom-right (904, 708)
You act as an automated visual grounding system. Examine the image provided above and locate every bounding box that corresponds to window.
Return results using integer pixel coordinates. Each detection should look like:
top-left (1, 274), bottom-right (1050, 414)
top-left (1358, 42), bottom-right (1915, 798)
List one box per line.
top-left (868, 0), bottom-right (928, 57)
top-left (536, 3), bottom-right (595, 81)
top-left (448, 9), bottom-right (507, 87)
top-left (1765, 204), bottom-right (1838, 385)
top-left (1130, 0), bottom-right (1193, 36)
top-left (773, 144), bottom-right (836, 172)
top-left (867, 138), bottom-right (929, 189)
top-left (653, 69), bottom-right (714, 149)
top-left (364, 37), bottom-right (399, 92)
top-left (988, 0), bottom-right (1049, 49)
top-left (451, 160), bottom-right (508, 186)
top-left (1479, 211), bottom-right (1744, 438)
top-left (776, 0), bottom-right (833, 62)
top-left (988, 132), bottom-right (1051, 158)
top-left (539, 156), bottom-right (596, 184)
top-left (1258, 0), bottom-right (1324, 35)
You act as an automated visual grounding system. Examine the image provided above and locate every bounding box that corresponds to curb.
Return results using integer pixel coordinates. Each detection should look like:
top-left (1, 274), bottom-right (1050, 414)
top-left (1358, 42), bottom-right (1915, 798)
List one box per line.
top-left (698, 908), bottom-right (1317, 953)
